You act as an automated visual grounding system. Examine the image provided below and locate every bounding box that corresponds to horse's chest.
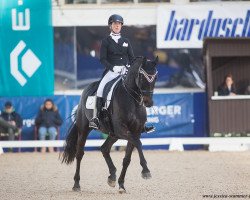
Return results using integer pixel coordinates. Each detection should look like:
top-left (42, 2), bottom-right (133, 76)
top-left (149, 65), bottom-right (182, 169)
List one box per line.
top-left (135, 110), bottom-right (147, 121)
top-left (128, 108), bottom-right (147, 126)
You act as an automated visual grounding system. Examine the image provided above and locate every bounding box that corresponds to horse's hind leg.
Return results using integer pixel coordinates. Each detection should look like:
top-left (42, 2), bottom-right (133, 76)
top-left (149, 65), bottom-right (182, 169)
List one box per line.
top-left (118, 142), bottom-right (134, 193)
top-left (73, 126), bottom-right (91, 191)
top-left (100, 136), bottom-right (118, 187)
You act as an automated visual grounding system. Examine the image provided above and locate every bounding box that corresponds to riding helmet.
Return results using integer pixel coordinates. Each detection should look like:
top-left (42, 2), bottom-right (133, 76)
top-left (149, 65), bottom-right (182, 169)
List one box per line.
top-left (108, 14), bottom-right (124, 25)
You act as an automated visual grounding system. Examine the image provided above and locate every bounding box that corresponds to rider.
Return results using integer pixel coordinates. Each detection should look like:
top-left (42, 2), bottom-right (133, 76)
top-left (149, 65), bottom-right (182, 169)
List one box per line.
top-left (89, 14), bottom-right (154, 133)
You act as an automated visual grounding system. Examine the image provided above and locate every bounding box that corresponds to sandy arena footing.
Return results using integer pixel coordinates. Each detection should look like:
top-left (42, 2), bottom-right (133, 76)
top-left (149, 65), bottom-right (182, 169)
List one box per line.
top-left (0, 150), bottom-right (250, 200)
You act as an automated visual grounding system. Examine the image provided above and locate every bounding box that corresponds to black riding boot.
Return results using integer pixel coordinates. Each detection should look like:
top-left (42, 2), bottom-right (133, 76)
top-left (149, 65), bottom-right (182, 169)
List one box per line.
top-left (144, 125), bottom-right (155, 133)
top-left (89, 97), bottom-right (103, 129)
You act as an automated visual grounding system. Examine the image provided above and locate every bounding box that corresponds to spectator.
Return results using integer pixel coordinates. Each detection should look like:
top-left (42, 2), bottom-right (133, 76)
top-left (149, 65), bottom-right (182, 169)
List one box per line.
top-left (217, 74), bottom-right (237, 96)
top-left (0, 101), bottom-right (22, 141)
top-left (35, 99), bottom-right (62, 153)
top-left (245, 85), bottom-right (250, 95)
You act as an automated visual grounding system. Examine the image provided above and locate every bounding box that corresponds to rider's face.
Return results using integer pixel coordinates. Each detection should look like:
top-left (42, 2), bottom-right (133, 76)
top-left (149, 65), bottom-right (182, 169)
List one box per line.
top-left (111, 22), bottom-right (122, 34)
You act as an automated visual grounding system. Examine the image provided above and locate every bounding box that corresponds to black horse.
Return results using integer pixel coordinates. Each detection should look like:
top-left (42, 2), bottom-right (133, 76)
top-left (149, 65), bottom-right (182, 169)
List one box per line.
top-left (61, 56), bottom-right (158, 193)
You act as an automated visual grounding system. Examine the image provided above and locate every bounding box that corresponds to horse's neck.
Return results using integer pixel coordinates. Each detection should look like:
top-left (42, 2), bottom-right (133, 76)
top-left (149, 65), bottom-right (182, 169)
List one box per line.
top-left (124, 59), bottom-right (142, 91)
top-left (124, 72), bottom-right (139, 92)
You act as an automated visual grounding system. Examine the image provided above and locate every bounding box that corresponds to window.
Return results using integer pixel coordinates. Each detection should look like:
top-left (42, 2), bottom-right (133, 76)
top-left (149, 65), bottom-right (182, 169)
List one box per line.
top-left (190, 0), bottom-right (249, 2)
top-left (139, 0), bottom-right (169, 2)
top-left (65, 0), bottom-right (97, 4)
top-left (65, 0), bottom-right (169, 3)
top-left (54, 26), bottom-right (204, 90)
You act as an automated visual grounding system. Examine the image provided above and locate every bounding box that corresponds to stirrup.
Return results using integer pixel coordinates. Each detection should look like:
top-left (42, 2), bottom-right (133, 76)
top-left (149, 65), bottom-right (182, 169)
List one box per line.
top-left (144, 126), bottom-right (155, 133)
top-left (89, 118), bottom-right (100, 129)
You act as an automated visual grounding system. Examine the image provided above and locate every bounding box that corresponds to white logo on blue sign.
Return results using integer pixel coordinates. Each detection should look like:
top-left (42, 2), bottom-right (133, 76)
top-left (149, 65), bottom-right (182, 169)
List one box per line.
top-left (10, 40), bottom-right (41, 86)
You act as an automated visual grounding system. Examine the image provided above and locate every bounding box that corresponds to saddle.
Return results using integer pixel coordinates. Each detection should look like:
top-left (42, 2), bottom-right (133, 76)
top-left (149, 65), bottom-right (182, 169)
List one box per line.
top-left (86, 77), bottom-right (121, 109)
top-left (86, 77), bottom-right (122, 135)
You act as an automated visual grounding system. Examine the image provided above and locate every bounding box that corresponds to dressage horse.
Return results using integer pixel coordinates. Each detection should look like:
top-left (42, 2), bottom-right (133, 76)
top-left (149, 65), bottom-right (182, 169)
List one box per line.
top-left (61, 56), bottom-right (158, 193)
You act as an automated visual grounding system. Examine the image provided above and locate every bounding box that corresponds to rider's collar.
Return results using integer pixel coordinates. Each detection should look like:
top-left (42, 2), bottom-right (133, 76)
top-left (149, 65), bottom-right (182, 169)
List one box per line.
top-left (110, 32), bottom-right (121, 43)
top-left (110, 32), bottom-right (121, 37)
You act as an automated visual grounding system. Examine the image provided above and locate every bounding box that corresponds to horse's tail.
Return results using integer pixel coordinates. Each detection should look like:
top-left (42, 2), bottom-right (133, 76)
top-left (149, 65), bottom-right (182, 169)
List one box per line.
top-left (61, 122), bottom-right (78, 165)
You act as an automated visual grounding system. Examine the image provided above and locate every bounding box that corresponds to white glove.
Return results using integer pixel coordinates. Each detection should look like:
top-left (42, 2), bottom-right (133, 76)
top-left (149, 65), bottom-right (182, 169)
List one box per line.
top-left (113, 65), bottom-right (124, 74)
top-left (120, 67), bottom-right (128, 75)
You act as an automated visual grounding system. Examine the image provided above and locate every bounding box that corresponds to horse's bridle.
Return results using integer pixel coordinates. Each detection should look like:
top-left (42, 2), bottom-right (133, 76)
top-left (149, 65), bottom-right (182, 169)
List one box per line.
top-left (123, 63), bottom-right (158, 105)
top-left (139, 68), bottom-right (158, 83)
top-left (139, 68), bottom-right (158, 96)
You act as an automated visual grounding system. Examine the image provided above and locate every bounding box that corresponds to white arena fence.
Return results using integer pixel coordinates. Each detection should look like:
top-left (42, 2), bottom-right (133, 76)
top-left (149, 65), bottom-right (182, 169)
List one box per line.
top-left (1, 137), bottom-right (250, 154)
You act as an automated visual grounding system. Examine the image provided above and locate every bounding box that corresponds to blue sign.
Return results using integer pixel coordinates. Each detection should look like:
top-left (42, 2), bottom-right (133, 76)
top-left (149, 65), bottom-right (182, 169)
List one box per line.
top-left (0, 93), bottom-right (196, 142)
top-left (144, 93), bottom-right (194, 138)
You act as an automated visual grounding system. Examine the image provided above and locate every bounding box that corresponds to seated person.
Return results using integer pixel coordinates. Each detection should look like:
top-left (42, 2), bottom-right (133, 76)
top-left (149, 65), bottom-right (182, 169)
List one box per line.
top-left (0, 101), bottom-right (22, 141)
top-left (35, 99), bottom-right (62, 153)
top-left (217, 74), bottom-right (237, 96)
top-left (245, 85), bottom-right (250, 95)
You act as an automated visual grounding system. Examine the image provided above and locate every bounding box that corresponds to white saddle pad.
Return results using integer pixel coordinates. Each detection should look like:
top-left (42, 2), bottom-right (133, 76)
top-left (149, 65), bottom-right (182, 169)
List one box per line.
top-left (86, 77), bottom-right (121, 110)
top-left (86, 96), bottom-right (96, 109)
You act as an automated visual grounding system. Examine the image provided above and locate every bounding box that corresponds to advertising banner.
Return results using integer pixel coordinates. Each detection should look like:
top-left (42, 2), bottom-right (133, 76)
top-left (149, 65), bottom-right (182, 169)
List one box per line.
top-left (0, 93), bottom-right (195, 141)
top-left (0, 0), bottom-right (54, 96)
top-left (145, 93), bottom-right (194, 137)
top-left (157, 4), bottom-right (250, 48)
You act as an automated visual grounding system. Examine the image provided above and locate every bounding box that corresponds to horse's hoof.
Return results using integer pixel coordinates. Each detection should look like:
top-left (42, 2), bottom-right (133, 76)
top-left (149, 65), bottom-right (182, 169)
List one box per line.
top-left (108, 177), bottom-right (116, 187)
top-left (141, 172), bottom-right (152, 179)
top-left (72, 186), bottom-right (81, 192)
top-left (118, 187), bottom-right (126, 194)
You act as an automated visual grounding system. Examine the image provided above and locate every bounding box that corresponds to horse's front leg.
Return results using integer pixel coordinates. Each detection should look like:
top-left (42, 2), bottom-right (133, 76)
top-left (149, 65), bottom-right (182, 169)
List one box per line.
top-left (130, 135), bottom-right (151, 179)
top-left (118, 141), bottom-right (134, 193)
top-left (100, 136), bottom-right (118, 187)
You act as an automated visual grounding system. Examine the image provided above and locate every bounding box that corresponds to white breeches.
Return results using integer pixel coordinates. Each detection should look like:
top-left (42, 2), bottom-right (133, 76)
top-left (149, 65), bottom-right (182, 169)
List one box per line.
top-left (96, 71), bottom-right (120, 97)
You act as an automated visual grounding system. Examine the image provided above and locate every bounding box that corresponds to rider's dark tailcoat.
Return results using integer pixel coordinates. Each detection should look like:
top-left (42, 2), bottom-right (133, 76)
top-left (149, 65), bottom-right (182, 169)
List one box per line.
top-left (100, 36), bottom-right (135, 74)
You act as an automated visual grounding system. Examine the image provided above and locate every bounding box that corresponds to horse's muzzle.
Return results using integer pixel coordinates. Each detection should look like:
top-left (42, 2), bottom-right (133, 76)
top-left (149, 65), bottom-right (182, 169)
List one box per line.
top-left (143, 96), bottom-right (153, 107)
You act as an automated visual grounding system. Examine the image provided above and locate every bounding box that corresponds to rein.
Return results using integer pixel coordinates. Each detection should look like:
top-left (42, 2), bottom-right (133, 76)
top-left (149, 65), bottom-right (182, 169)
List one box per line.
top-left (122, 80), bottom-right (143, 106)
top-left (121, 64), bottom-right (158, 106)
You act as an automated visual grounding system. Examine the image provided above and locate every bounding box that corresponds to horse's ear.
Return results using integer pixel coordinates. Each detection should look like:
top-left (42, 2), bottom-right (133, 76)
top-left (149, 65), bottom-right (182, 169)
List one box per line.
top-left (154, 56), bottom-right (159, 65)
